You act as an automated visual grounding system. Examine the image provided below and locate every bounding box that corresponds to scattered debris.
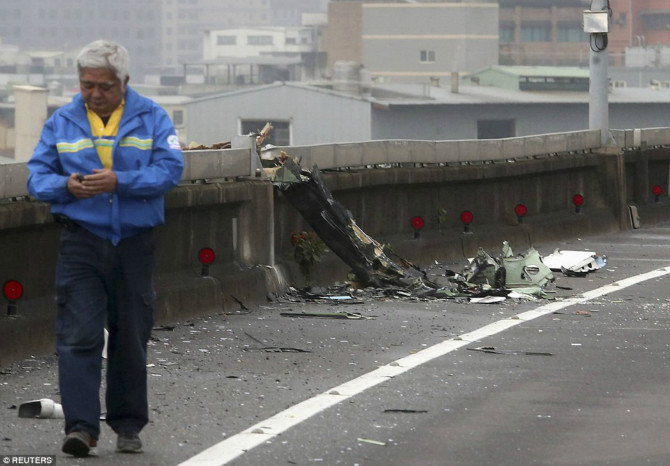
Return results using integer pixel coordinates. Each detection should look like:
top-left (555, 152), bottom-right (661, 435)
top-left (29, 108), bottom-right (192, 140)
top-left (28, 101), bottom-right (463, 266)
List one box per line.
top-left (279, 311), bottom-right (371, 320)
top-left (383, 409), bottom-right (428, 414)
top-left (263, 154), bottom-right (611, 303)
top-left (17, 399), bottom-right (63, 419)
top-left (469, 296), bottom-right (507, 304)
top-left (285, 287), bottom-right (365, 304)
top-left (542, 249), bottom-right (607, 276)
top-left (242, 332), bottom-right (312, 353)
top-left (184, 141), bottom-right (231, 151)
top-left (467, 346), bottom-right (553, 356)
top-left (357, 438), bottom-right (387, 446)
top-left (153, 325), bottom-right (176, 331)
top-left (266, 156), bottom-right (560, 301)
top-left (432, 242), bottom-right (555, 300)
top-left (243, 346), bottom-right (311, 353)
top-left (184, 122), bottom-right (274, 153)
top-left (231, 295), bottom-right (249, 310)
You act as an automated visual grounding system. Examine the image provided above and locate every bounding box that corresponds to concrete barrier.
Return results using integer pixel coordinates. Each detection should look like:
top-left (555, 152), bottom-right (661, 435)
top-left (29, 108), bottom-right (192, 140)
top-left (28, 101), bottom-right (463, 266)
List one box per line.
top-left (1, 129), bottom-right (670, 366)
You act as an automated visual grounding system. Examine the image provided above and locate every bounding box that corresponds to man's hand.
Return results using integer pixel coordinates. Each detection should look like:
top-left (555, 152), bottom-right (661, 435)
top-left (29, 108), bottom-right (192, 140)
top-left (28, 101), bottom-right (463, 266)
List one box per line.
top-left (67, 169), bottom-right (117, 199)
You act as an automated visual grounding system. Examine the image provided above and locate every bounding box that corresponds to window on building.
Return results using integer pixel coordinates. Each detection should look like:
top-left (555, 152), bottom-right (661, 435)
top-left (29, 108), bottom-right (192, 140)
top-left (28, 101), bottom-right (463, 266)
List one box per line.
top-left (640, 12), bottom-right (670, 30)
top-left (477, 120), bottom-right (515, 139)
top-left (557, 24), bottom-right (585, 42)
top-left (172, 110), bottom-right (184, 126)
top-left (217, 35), bottom-right (236, 45)
top-left (520, 24), bottom-right (550, 42)
top-left (240, 119), bottom-right (290, 146)
top-left (500, 24), bottom-right (514, 42)
top-left (248, 35), bottom-right (273, 46)
top-left (420, 50), bottom-right (435, 63)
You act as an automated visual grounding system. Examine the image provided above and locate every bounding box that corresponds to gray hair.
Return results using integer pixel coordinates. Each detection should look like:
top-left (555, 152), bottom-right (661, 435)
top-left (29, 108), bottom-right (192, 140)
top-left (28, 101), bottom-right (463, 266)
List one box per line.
top-left (76, 40), bottom-right (130, 83)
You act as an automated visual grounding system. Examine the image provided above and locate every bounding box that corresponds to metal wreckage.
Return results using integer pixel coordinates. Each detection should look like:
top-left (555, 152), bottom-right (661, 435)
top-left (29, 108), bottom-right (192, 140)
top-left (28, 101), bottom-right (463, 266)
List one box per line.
top-left (262, 152), bottom-right (606, 301)
top-left (188, 125), bottom-right (605, 301)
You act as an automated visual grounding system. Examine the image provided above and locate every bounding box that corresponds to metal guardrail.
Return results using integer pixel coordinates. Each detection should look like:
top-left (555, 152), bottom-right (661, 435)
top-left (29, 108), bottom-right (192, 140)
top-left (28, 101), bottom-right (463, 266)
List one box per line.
top-left (1, 128), bottom-right (669, 200)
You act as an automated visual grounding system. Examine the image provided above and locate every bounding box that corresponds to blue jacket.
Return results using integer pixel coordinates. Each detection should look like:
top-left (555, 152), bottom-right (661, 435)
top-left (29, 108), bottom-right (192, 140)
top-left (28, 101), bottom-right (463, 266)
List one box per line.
top-left (27, 86), bottom-right (184, 245)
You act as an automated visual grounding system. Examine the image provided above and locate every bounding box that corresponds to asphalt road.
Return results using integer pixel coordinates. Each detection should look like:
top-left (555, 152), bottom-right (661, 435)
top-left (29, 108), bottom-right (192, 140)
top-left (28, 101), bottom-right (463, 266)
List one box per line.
top-left (2, 223), bottom-right (670, 466)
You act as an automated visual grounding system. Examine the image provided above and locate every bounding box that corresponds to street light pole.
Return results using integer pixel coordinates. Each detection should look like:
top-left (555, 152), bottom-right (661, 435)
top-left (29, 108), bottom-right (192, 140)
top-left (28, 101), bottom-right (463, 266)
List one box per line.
top-left (587, 0), bottom-right (611, 146)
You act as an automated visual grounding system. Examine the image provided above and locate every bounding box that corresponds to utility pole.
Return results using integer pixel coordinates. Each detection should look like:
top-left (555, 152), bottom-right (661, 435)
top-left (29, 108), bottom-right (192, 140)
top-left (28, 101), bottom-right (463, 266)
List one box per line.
top-left (585, 0), bottom-right (611, 146)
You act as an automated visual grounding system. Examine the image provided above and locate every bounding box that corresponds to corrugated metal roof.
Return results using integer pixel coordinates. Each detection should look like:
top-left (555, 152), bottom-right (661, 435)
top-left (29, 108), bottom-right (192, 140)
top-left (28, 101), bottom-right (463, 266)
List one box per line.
top-left (188, 82), bottom-right (369, 104)
top-left (366, 83), bottom-right (670, 106)
top-left (180, 79), bottom-right (670, 107)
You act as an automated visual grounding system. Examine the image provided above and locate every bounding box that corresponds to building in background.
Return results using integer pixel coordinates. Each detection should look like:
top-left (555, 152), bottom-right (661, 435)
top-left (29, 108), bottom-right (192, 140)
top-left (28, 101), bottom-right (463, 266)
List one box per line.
top-left (498, 0), bottom-right (590, 67)
top-left (609, 0), bottom-right (670, 53)
top-left (609, 0), bottom-right (670, 70)
top-left (0, 0), bottom-right (163, 78)
top-left (200, 24), bottom-right (326, 85)
top-left (499, 0), bottom-right (670, 68)
top-left (322, 1), bottom-right (499, 85)
top-left (0, 0), bottom-right (328, 79)
top-left (176, 80), bottom-right (670, 147)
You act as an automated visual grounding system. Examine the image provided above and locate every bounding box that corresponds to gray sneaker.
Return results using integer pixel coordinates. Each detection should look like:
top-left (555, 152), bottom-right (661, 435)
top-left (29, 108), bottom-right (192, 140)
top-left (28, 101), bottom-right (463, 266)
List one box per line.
top-left (116, 432), bottom-right (142, 453)
top-left (62, 430), bottom-right (97, 457)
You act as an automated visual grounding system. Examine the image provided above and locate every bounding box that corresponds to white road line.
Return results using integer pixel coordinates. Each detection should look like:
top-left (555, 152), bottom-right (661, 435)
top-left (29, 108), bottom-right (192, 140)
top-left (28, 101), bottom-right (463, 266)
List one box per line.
top-left (178, 266), bottom-right (670, 466)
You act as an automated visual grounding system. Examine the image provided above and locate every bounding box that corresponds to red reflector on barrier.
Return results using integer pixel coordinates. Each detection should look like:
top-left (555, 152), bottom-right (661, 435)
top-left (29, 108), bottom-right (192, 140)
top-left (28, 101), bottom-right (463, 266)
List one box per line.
top-left (573, 194), bottom-right (584, 206)
top-left (460, 210), bottom-right (473, 225)
top-left (3, 280), bottom-right (23, 301)
top-left (652, 185), bottom-right (663, 196)
top-left (514, 204), bottom-right (528, 217)
top-left (410, 216), bottom-right (425, 230)
top-left (198, 247), bottom-right (216, 265)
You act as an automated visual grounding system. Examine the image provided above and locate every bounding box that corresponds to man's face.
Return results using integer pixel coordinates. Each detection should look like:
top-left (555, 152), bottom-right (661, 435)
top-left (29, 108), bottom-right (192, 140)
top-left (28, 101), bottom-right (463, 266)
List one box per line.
top-left (79, 68), bottom-right (127, 118)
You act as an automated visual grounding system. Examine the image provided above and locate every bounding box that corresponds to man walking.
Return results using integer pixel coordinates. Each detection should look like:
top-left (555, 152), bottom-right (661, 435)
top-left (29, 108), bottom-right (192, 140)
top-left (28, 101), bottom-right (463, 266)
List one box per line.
top-left (27, 40), bottom-right (184, 457)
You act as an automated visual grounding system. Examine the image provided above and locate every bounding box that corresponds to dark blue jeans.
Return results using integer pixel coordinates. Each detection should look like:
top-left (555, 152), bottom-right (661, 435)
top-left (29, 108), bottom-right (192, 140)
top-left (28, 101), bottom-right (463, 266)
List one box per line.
top-left (55, 226), bottom-right (155, 440)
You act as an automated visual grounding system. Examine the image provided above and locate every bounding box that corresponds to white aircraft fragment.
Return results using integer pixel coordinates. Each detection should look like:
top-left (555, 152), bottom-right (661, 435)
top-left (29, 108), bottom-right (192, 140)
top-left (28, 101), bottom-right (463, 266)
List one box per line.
top-left (542, 249), bottom-right (606, 275)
